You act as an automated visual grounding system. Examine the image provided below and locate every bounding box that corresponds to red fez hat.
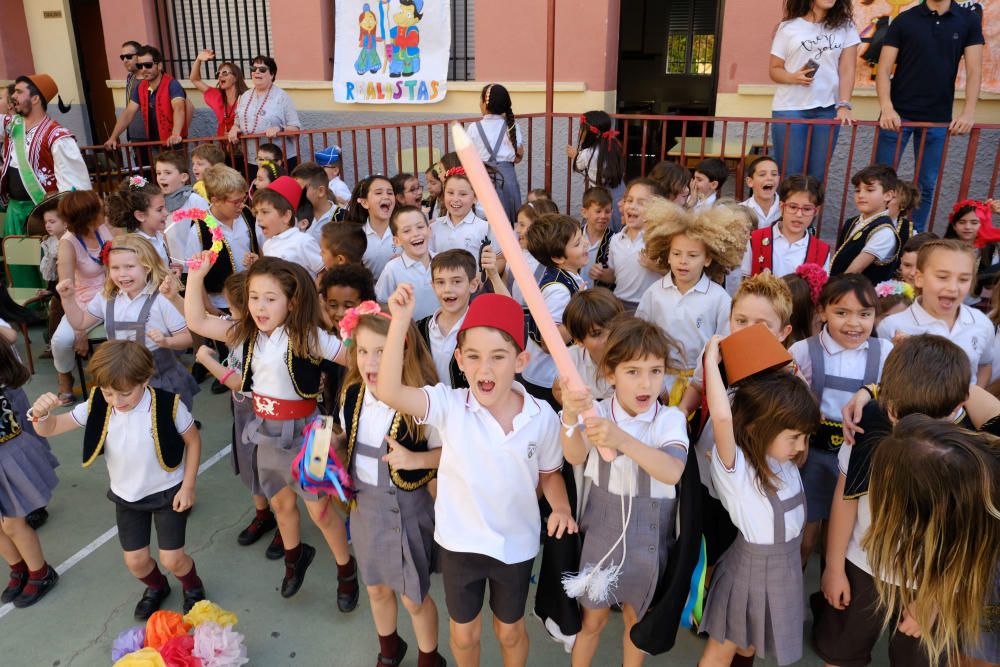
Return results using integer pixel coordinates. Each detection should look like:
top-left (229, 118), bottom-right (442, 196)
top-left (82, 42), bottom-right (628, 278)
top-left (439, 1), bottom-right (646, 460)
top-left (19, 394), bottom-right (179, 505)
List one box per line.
top-left (719, 322), bottom-right (792, 384)
top-left (266, 176), bottom-right (303, 211)
top-left (459, 294), bottom-right (525, 351)
top-left (20, 74), bottom-right (58, 104)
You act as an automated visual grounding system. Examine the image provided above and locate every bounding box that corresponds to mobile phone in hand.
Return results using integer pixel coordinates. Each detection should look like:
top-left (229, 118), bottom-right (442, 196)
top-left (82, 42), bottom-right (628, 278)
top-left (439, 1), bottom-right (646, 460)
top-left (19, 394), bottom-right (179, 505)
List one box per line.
top-left (804, 58), bottom-right (820, 78)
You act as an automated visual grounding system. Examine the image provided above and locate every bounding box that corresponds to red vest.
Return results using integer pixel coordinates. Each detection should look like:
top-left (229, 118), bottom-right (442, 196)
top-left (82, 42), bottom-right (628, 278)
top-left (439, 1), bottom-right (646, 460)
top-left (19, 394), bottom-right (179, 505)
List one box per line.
top-left (749, 224), bottom-right (830, 276)
top-left (139, 74), bottom-right (188, 140)
top-left (0, 115), bottom-right (73, 202)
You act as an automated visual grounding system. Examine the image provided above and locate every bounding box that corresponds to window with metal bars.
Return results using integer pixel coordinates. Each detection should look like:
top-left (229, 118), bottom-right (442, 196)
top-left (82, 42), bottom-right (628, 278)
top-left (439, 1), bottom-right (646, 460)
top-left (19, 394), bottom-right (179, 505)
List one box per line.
top-left (665, 0), bottom-right (717, 75)
top-left (449, 0), bottom-right (475, 80)
top-left (154, 0), bottom-right (273, 80)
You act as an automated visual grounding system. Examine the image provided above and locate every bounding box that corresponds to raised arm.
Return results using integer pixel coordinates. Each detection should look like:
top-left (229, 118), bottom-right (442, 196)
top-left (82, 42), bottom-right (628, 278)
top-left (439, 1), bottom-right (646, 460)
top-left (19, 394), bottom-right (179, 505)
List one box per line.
top-left (183, 252), bottom-right (233, 341)
top-left (55, 279), bottom-right (100, 331)
top-left (377, 284), bottom-right (431, 418)
top-left (188, 49), bottom-right (213, 93)
top-left (104, 102), bottom-right (140, 150)
top-left (29, 392), bottom-right (83, 438)
top-left (558, 377), bottom-right (593, 465)
top-left (703, 335), bottom-right (737, 469)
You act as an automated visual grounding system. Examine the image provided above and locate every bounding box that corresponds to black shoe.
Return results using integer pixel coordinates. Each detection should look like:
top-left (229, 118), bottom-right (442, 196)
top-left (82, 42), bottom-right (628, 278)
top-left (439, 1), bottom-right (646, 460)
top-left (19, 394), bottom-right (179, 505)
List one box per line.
top-left (25, 507), bottom-right (49, 530)
top-left (182, 585), bottom-right (206, 613)
top-left (191, 363), bottom-right (209, 384)
top-left (1, 570), bottom-right (27, 603)
top-left (337, 556), bottom-right (359, 612)
top-left (12, 567), bottom-right (58, 608)
top-left (280, 543), bottom-right (315, 598)
top-left (134, 584), bottom-right (171, 620)
top-left (265, 530), bottom-right (284, 560)
top-left (211, 379), bottom-right (228, 394)
top-left (377, 637), bottom-right (408, 666)
top-left (237, 513), bottom-right (277, 546)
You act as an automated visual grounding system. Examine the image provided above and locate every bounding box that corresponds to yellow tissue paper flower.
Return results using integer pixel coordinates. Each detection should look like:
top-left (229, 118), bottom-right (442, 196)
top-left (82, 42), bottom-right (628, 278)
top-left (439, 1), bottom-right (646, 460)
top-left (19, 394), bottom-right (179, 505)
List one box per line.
top-left (113, 647), bottom-right (167, 667)
top-left (183, 599), bottom-right (238, 628)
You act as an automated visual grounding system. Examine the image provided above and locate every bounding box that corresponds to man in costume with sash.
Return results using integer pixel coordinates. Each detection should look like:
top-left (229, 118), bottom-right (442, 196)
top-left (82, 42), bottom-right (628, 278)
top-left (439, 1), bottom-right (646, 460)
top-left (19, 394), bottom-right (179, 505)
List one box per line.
top-left (1, 74), bottom-right (90, 238)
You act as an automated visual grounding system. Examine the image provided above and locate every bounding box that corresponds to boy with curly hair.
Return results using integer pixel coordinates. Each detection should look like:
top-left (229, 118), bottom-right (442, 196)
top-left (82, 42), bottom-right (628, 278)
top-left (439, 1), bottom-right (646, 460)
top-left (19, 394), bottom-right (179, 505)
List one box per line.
top-left (636, 200), bottom-right (748, 405)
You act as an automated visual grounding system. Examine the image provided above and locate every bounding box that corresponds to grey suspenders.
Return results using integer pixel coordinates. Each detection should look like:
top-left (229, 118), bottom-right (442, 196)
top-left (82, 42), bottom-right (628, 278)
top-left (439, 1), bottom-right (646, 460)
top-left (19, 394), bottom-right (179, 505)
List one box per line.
top-left (765, 485), bottom-right (805, 543)
top-left (806, 336), bottom-right (881, 406)
top-left (105, 293), bottom-right (157, 342)
top-left (473, 121), bottom-right (506, 166)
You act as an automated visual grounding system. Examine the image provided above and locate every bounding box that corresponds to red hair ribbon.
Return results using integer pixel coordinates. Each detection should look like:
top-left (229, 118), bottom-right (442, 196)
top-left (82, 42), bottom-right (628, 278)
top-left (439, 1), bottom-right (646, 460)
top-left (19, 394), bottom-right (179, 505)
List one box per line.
top-left (443, 166), bottom-right (467, 180)
top-left (99, 240), bottom-right (114, 266)
top-left (579, 115), bottom-right (602, 136)
top-left (795, 262), bottom-right (828, 307)
top-left (952, 199), bottom-right (1000, 248)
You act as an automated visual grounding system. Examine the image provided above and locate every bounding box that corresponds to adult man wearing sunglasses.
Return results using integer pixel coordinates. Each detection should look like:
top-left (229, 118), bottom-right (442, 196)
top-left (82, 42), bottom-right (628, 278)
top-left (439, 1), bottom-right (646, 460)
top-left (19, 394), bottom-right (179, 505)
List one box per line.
top-left (119, 40), bottom-right (148, 146)
top-left (105, 45), bottom-right (190, 150)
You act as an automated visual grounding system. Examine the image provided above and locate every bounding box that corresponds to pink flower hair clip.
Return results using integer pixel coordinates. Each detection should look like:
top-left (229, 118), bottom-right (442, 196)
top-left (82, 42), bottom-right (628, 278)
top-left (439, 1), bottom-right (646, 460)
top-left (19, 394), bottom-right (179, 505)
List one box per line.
top-left (874, 280), bottom-right (914, 300)
top-left (128, 175), bottom-right (148, 189)
top-left (338, 300), bottom-right (383, 345)
top-left (795, 262), bottom-right (828, 307)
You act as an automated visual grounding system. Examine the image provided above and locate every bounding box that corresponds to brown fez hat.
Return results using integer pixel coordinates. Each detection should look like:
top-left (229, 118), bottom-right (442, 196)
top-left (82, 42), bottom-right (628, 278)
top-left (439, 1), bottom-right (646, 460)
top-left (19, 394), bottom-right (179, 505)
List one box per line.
top-left (719, 322), bottom-right (793, 385)
top-left (17, 74), bottom-right (69, 112)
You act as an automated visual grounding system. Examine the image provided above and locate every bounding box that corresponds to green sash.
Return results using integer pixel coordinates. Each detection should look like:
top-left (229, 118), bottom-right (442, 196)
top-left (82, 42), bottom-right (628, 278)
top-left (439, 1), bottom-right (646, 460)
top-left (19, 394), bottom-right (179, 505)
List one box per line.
top-left (9, 116), bottom-right (46, 205)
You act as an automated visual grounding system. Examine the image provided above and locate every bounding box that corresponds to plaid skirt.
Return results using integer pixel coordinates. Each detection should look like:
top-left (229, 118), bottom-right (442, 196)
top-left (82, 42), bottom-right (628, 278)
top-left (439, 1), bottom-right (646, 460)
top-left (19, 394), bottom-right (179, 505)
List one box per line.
top-left (701, 534), bottom-right (804, 665)
top-left (350, 477), bottom-right (436, 604)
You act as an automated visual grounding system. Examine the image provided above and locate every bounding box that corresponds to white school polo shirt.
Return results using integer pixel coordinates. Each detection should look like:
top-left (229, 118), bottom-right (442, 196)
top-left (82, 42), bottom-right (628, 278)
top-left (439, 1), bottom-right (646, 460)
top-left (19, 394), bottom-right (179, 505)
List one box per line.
top-left (742, 195), bottom-right (781, 229)
top-left (636, 272), bottom-right (730, 394)
top-left (263, 226), bottom-right (324, 277)
top-left (877, 299), bottom-right (994, 384)
top-left (511, 248), bottom-right (542, 306)
top-left (522, 272), bottom-right (587, 389)
top-left (328, 176), bottom-right (352, 207)
top-left (375, 253), bottom-right (437, 320)
top-left (567, 345), bottom-right (614, 401)
top-left (842, 211), bottom-right (898, 262)
top-left (790, 328), bottom-right (892, 421)
top-left (87, 288), bottom-right (187, 352)
top-left (427, 309), bottom-right (466, 388)
top-left (838, 443), bottom-right (875, 576)
top-left (306, 204), bottom-right (336, 245)
top-left (362, 221), bottom-right (398, 280)
top-left (71, 388), bottom-right (194, 502)
top-left (136, 230), bottom-right (171, 268)
top-left (607, 229), bottom-right (660, 303)
top-left (583, 396), bottom-right (688, 499)
top-left (430, 211), bottom-right (497, 272)
top-left (250, 326), bottom-right (343, 400)
top-left (711, 446), bottom-right (805, 545)
top-left (419, 381), bottom-right (563, 564)
top-left (736, 225), bottom-right (832, 280)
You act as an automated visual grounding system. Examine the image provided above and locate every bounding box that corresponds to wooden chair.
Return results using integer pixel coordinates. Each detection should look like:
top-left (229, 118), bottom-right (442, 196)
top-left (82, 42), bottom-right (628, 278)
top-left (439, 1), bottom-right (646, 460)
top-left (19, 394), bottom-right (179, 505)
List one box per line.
top-left (2, 235), bottom-right (50, 373)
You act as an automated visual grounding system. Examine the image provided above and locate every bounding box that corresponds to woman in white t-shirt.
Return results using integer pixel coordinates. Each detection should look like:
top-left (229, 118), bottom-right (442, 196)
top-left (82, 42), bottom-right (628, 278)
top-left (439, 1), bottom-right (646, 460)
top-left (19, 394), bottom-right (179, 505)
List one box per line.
top-left (769, 0), bottom-right (860, 179)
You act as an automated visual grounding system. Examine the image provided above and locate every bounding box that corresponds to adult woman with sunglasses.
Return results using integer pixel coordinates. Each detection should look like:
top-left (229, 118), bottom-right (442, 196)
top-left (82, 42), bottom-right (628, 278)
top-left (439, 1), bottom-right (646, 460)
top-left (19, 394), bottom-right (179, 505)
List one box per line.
top-left (188, 49), bottom-right (248, 138)
top-left (227, 55), bottom-right (301, 171)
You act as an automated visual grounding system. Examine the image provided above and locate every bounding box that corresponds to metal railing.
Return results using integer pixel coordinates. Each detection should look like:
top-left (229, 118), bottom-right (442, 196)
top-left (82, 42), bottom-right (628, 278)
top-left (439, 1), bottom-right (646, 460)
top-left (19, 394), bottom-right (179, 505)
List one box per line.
top-left (77, 113), bottom-right (999, 239)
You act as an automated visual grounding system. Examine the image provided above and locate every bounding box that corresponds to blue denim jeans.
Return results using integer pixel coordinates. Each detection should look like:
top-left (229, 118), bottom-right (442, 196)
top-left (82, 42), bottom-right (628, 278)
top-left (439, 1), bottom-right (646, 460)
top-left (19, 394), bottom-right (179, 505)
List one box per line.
top-left (874, 122), bottom-right (947, 232)
top-left (771, 106), bottom-right (840, 180)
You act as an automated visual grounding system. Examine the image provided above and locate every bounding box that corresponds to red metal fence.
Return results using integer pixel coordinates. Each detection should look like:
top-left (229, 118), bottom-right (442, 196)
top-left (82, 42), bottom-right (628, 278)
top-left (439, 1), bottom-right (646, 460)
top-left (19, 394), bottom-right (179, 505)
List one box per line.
top-left (79, 112), bottom-right (999, 239)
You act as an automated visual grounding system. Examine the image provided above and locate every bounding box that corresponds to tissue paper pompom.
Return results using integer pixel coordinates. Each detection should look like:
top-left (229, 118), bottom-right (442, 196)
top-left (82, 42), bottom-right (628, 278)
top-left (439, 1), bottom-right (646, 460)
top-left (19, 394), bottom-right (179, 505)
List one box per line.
top-left (192, 622), bottom-right (249, 667)
top-left (183, 600), bottom-right (238, 628)
top-left (145, 610), bottom-right (192, 650)
top-left (112, 626), bottom-right (147, 661)
top-left (160, 635), bottom-right (202, 667)
top-left (113, 647), bottom-right (167, 667)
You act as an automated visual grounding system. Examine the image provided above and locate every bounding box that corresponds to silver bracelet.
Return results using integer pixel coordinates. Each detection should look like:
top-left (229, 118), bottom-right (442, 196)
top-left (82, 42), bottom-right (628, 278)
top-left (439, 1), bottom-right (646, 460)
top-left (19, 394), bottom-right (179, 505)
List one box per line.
top-left (559, 411), bottom-right (580, 437)
top-left (26, 408), bottom-right (49, 423)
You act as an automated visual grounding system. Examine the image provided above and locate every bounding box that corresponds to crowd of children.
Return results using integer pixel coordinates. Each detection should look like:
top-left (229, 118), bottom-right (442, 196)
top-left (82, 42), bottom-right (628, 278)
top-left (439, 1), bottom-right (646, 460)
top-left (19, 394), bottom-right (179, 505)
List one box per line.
top-left (2, 80), bottom-right (1000, 667)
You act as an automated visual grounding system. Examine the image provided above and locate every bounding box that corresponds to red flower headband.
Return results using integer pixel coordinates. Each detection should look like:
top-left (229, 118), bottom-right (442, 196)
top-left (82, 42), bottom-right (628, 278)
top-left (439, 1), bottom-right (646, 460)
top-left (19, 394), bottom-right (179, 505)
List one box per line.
top-left (443, 166), bottom-right (467, 180)
top-left (99, 240), bottom-right (114, 266)
top-left (795, 262), bottom-right (829, 307)
top-left (951, 199), bottom-right (1000, 248)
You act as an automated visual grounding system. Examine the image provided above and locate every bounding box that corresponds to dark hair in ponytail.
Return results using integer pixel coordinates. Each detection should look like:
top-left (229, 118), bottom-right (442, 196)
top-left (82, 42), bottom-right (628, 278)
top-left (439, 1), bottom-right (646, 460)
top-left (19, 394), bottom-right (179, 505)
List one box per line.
top-left (106, 178), bottom-right (163, 233)
top-left (0, 336), bottom-right (30, 389)
top-left (576, 110), bottom-right (624, 189)
top-left (481, 83), bottom-right (517, 151)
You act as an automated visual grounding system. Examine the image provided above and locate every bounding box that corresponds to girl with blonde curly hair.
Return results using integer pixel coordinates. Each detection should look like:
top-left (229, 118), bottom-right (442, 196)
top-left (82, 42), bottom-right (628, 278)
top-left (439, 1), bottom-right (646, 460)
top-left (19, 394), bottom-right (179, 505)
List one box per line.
top-left (635, 200), bottom-right (749, 405)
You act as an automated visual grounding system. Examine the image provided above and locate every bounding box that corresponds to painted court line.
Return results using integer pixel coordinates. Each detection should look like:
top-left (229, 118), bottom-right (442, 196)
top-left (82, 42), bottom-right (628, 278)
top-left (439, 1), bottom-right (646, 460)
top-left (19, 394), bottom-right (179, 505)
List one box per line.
top-left (0, 444), bottom-right (232, 621)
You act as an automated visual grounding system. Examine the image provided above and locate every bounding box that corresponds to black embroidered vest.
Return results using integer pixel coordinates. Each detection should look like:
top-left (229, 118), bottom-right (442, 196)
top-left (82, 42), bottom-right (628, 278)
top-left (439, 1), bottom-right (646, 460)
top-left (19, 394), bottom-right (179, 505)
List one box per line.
top-left (527, 267), bottom-right (581, 345)
top-left (592, 226), bottom-right (615, 290)
top-left (416, 314), bottom-right (468, 389)
top-left (0, 387), bottom-right (22, 445)
top-left (342, 383), bottom-right (435, 490)
top-left (239, 332), bottom-right (322, 398)
top-left (82, 387), bottom-right (185, 470)
top-left (831, 214), bottom-right (900, 283)
top-left (196, 206), bottom-right (259, 294)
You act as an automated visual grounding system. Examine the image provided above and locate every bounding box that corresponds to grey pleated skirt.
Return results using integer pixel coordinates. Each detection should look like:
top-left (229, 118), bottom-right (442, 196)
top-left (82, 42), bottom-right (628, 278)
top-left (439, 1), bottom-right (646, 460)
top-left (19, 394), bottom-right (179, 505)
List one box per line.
top-left (232, 394), bottom-right (264, 496)
top-left (577, 484), bottom-right (676, 620)
top-left (0, 388), bottom-right (59, 518)
top-left (246, 411), bottom-right (319, 501)
top-left (150, 348), bottom-right (200, 411)
top-left (350, 477), bottom-right (436, 604)
top-left (700, 534), bottom-right (804, 666)
top-left (967, 563), bottom-right (1000, 663)
top-left (492, 161), bottom-right (522, 222)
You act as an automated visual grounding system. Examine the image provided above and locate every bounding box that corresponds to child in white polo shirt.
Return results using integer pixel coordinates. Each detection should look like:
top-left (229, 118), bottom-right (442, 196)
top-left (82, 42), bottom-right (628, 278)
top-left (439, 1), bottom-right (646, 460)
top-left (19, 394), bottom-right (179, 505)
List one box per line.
top-left (430, 167), bottom-right (502, 275)
top-left (877, 239), bottom-right (993, 385)
top-left (256, 176), bottom-right (324, 277)
top-left (414, 250), bottom-right (480, 389)
top-left (742, 156), bottom-right (781, 229)
top-left (31, 341), bottom-right (205, 621)
top-left (376, 205), bottom-right (436, 320)
top-left (607, 178), bottom-right (667, 310)
top-left (379, 287), bottom-right (576, 667)
top-left (636, 200), bottom-right (747, 406)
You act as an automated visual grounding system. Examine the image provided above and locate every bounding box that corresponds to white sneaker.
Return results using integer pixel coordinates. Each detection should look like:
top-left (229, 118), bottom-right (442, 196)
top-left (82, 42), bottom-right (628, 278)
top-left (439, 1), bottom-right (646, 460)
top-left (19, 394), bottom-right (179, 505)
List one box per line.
top-left (543, 617), bottom-right (576, 653)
